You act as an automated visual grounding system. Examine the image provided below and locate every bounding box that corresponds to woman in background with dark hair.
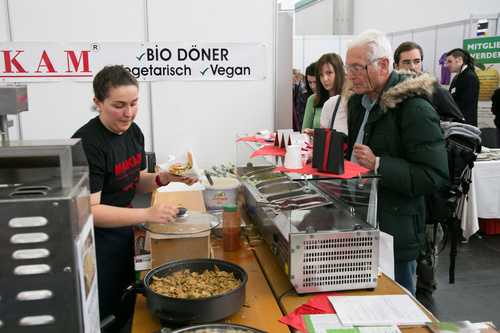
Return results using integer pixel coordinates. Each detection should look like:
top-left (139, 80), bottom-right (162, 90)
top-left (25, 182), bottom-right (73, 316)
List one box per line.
top-left (304, 62), bottom-right (317, 97)
top-left (301, 53), bottom-right (345, 134)
top-left (293, 63), bottom-right (317, 131)
top-left (446, 48), bottom-right (480, 126)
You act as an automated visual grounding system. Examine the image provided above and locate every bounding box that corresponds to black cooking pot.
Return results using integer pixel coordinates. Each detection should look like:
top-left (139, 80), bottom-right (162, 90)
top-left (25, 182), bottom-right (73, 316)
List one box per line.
top-left (164, 323), bottom-right (267, 333)
top-left (126, 259), bottom-right (248, 325)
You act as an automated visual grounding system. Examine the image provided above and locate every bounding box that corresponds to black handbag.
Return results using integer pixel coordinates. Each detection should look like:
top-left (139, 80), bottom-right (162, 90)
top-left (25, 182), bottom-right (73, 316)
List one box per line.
top-left (312, 128), bottom-right (345, 174)
top-left (312, 96), bottom-right (345, 174)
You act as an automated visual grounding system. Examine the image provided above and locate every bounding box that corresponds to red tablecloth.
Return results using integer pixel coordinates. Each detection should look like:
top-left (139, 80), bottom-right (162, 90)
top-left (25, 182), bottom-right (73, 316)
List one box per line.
top-left (273, 161), bottom-right (369, 179)
top-left (250, 145), bottom-right (286, 158)
top-left (236, 134), bottom-right (275, 143)
top-left (279, 292), bottom-right (341, 332)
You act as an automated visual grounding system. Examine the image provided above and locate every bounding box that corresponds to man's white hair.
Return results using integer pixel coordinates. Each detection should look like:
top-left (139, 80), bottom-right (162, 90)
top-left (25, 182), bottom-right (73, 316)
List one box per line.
top-left (347, 29), bottom-right (393, 73)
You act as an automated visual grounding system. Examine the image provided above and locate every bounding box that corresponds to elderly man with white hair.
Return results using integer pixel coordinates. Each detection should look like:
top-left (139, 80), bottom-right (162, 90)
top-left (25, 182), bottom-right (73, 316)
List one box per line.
top-left (343, 30), bottom-right (449, 296)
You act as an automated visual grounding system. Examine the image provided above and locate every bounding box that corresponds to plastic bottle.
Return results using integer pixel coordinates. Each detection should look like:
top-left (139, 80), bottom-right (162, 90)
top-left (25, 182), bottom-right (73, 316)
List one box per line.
top-left (223, 204), bottom-right (241, 251)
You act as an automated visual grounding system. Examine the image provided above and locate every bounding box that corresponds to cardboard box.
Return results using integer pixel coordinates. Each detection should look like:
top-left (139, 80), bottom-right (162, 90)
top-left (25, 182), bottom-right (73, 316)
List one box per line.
top-left (478, 218), bottom-right (500, 235)
top-left (149, 230), bottom-right (212, 268)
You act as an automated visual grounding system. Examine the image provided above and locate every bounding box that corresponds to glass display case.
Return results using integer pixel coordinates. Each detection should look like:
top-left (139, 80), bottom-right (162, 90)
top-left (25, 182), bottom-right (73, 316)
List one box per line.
top-left (236, 135), bottom-right (381, 293)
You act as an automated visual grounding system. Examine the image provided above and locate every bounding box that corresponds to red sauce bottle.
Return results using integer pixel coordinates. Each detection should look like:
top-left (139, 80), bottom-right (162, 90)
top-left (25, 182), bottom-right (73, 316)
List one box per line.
top-left (223, 204), bottom-right (241, 251)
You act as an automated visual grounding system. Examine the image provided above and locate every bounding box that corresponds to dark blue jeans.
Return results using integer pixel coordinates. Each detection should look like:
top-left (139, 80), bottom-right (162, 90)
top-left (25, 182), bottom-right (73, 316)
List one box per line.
top-left (395, 260), bottom-right (416, 296)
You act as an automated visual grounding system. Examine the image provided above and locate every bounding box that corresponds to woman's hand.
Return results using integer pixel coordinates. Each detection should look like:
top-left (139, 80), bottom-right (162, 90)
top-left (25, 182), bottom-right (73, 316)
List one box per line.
top-left (146, 204), bottom-right (179, 223)
top-left (302, 128), bottom-right (314, 136)
top-left (160, 172), bottom-right (199, 186)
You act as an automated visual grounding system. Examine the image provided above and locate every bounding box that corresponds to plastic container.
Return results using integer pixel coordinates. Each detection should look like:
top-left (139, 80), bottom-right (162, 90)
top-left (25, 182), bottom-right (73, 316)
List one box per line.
top-left (284, 145), bottom-right (303, 169)
top-left (223, 204), bottom-right (241, 251)
top-left (202, 177), bottom-right (240, 211)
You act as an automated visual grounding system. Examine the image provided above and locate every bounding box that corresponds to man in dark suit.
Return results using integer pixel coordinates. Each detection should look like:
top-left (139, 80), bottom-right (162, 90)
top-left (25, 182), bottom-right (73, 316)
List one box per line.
top-left (491, 87), bottom-right (500, 147)
top-left (446, 48), bottom-right (480, 126)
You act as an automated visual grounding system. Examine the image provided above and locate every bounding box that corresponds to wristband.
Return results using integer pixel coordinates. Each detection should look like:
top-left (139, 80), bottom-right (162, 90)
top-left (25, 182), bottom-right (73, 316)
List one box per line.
top-left (155, 173), bottom-right (170, 187)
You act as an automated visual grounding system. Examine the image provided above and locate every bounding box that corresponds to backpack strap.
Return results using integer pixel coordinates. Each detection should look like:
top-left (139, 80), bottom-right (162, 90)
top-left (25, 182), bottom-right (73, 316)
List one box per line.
top-left (330, 96), bottom-right (342, 130)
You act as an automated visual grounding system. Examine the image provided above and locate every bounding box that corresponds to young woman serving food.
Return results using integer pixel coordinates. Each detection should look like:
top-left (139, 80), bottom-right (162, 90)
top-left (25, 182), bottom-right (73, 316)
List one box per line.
top-left (72, 65), bottom-right (198, 333)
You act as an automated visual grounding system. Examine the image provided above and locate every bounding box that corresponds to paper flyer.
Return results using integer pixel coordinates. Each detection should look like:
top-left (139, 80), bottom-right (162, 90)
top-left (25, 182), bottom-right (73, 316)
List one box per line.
top-left (76, 215), bottom-right (101, 333)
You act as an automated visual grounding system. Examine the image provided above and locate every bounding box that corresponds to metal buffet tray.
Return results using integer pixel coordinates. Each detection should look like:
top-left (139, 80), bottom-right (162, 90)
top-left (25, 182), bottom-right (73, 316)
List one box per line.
top-left (238, 163), bottom-right (380, 294)
top-left (241, 167), bottom-right (333, 211)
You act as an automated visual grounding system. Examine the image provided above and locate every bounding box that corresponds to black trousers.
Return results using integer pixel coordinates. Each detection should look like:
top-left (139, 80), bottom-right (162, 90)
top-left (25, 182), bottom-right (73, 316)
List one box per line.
top-left (95, 226), bottom-right (136, 333)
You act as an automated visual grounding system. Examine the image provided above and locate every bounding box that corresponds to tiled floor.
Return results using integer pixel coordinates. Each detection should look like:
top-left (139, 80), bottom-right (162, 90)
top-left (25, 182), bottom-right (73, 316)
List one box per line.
top-left (425, 231), bottom-right (500, 327)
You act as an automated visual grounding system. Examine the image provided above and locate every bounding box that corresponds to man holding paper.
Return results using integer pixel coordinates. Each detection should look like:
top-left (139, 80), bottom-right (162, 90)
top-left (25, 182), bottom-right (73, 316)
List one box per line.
top-left (343, 30), bottom-right (448, 295)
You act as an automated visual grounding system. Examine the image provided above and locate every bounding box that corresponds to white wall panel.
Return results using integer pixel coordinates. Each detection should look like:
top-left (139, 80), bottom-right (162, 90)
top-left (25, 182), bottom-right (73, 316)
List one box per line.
top-left (293, 35), bottom-right (358, 72)
top-left (295, 0), bottom-right (334, 35)
top-left (435, 24), bottom-right (466, 82)
top-left (1, 0), bottom-right (277, 168)
top-left (391, 34), bottom-right (412, 49)
top-left (277, 11), bottom-right (294, 130)
top-left (144, 0), bottom-right (275, 166)
top-left (293, 36), bottom-right (305, 72)
top-left (292, 33), bottom-right (351, 72)
top-left (7, 0), bottom-right (146, 41)
top-left (0, 1), bottom-right (9, 41)
top-left (413, 29), bottom-right (437, 74)
top-left (352, 0), bottom-right (500, 34)
top-left (304, 36), bottom-right (341, 62)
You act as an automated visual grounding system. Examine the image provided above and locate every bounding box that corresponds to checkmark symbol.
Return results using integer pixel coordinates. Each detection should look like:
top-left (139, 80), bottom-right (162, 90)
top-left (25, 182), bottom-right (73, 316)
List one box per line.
top-left (136, 53), bottom-right (145, 61)
top-left (200, 68), bottom-right (208, 75)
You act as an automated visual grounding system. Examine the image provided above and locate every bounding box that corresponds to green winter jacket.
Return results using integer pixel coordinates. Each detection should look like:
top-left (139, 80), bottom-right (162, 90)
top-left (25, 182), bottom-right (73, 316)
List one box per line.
top-left (346, 71), bottom-right (449, 263)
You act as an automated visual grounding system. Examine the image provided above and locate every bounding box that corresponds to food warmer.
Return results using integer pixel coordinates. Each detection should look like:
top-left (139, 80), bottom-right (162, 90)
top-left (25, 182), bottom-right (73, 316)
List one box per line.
top-left (236, 136), bottom-right (381, 293)
top-left (0, 139), bottom-right (98, 332)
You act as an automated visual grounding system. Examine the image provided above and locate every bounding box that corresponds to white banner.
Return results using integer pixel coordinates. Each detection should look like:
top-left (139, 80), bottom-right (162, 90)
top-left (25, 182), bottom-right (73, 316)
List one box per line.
top-left (0, 42), bottom-right (267, 82)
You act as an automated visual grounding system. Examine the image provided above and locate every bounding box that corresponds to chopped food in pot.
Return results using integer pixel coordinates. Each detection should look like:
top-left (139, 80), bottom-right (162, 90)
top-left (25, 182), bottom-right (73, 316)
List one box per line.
top-left (150, 265), bottom-right (241, 298)
top-left (183, 329), bottom-right (254, 333)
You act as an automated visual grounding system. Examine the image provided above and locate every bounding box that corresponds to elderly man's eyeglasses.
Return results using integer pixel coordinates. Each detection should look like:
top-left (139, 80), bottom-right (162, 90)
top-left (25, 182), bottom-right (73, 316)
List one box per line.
top-left (343, 58), bottom-right (381, 75)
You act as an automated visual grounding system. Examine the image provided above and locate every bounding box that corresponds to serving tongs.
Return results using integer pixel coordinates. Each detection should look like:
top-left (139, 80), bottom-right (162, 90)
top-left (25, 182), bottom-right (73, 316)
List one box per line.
top-left (204, 170), bottom-right (214, 185)
top-left (256, 201), bottom-right (300, 211)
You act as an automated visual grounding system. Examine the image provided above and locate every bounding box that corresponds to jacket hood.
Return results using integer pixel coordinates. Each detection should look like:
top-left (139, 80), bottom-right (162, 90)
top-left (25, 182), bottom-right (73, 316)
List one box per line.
top-left (379, 70), bottom-right (438, 112)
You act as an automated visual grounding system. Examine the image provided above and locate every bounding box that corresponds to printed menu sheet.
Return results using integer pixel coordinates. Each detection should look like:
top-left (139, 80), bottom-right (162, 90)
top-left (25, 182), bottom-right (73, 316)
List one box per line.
top-left (328, 295), bottom-right (432, 326)
top-left (76, 215), bottom-right (100, 333)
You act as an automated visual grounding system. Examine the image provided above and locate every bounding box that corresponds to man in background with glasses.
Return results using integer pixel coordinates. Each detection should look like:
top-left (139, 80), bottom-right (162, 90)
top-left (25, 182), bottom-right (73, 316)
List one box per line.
top-left (344, 30), bottom-right (449, 296)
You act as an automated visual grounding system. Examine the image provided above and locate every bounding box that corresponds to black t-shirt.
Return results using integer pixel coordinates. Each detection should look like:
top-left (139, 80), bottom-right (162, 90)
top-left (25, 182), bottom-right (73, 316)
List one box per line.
top-left (72, 116), bottom-right (147, 207)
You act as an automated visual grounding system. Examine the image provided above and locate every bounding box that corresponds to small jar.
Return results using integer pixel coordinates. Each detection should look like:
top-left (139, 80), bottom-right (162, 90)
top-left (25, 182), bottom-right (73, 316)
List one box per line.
top-left (222, 204), bottom-right (241, 251)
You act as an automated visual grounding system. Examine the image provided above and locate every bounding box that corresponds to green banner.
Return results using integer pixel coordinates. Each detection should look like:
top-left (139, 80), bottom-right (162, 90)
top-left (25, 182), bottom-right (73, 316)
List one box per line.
top-left (464, 36), bottom-right (500, 64)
